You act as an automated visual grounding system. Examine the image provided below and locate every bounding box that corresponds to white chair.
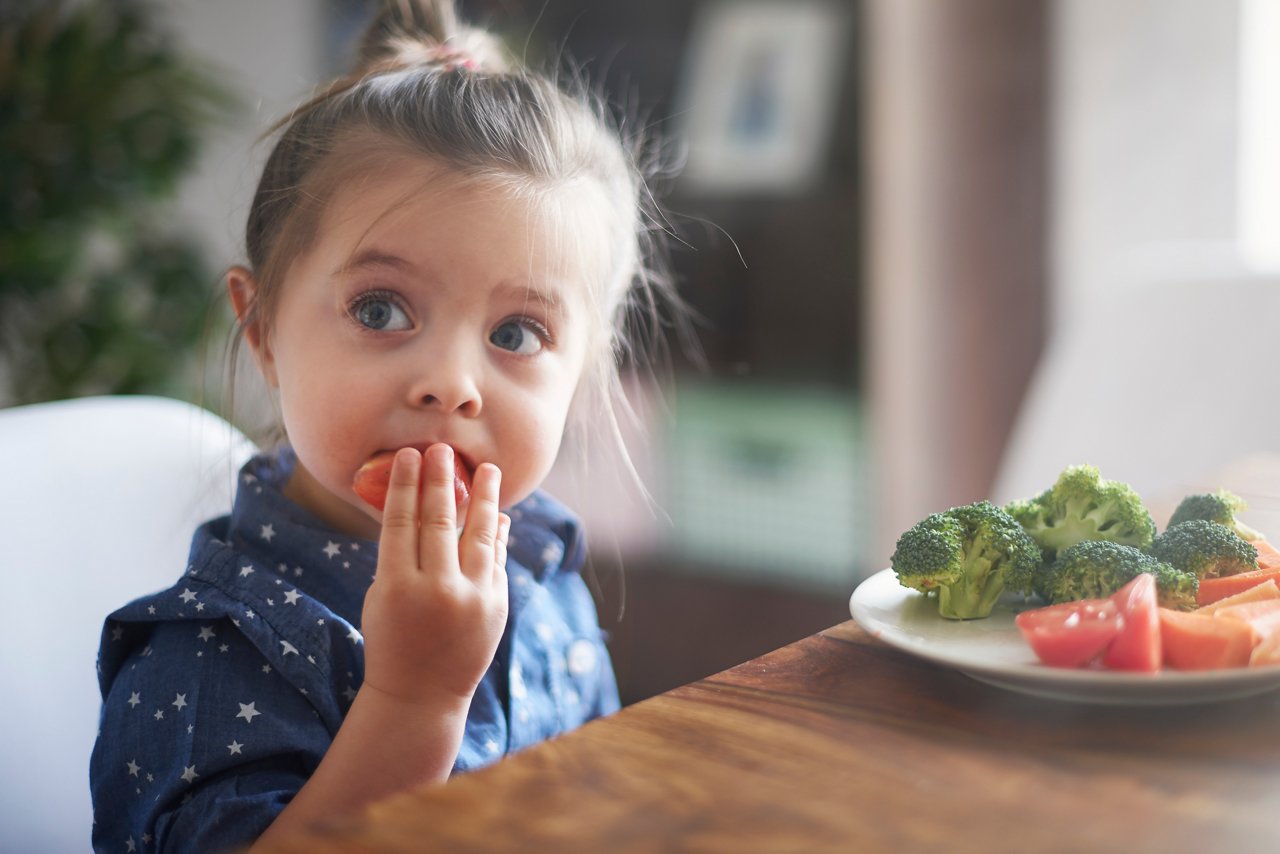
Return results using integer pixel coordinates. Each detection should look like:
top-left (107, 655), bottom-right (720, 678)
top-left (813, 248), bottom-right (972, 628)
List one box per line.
top-left (992, 272), bottom-right (1280, 536)
top-left (0, 395), bottom-right (256, 852)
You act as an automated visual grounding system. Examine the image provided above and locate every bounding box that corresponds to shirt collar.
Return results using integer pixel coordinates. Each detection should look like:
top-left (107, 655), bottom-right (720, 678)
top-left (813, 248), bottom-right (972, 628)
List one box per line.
top-left (224, 447), bottom-right (378, 627)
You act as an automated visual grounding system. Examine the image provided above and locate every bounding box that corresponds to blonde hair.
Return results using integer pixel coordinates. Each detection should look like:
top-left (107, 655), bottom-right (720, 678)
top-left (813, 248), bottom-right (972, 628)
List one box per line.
top-left (232, 0), bottom-right (683, 484)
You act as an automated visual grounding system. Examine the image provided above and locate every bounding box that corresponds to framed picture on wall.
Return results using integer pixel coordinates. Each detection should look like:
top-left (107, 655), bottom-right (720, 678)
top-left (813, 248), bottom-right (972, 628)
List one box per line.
top-left (675, 0), bottom-right (850, 195)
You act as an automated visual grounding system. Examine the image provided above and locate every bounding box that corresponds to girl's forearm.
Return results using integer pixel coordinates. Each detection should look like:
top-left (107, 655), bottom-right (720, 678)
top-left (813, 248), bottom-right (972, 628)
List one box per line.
top-left (250, 684), bottom-right (471, 847)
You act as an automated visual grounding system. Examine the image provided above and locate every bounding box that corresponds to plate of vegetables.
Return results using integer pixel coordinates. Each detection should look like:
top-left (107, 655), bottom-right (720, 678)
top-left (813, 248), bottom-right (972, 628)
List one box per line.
top-left (849, 465), bottom-right (1280, 705)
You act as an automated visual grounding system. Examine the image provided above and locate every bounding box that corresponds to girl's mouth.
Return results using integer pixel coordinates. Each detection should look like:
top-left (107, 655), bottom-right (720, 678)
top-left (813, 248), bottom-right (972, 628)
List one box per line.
top-left (352, 446), bottom-right (472, 512)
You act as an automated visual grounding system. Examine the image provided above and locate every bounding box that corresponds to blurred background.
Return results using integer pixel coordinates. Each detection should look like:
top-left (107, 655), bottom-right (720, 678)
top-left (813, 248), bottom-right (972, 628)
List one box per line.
top-left (4, 0), bottom-right (1280, 706)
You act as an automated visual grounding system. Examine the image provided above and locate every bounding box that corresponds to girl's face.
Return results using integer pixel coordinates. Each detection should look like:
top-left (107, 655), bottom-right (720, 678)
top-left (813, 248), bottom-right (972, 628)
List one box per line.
top-left (232, 160), bottom-right (599, 540)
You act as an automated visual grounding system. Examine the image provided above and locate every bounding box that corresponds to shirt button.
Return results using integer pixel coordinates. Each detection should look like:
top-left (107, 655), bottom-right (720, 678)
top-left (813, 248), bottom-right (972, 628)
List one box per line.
top-left (567, 639), bottom-right (597, 677)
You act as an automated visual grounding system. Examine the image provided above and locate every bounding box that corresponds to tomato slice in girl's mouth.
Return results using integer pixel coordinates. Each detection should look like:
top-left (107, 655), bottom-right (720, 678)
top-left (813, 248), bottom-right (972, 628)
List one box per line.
top-left (352, 447), bottom-right (471, 513)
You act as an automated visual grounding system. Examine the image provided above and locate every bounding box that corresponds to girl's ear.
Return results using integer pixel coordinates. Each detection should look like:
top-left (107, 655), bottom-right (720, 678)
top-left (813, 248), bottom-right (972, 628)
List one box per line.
top-left (225, 266), bottom-right (279, 387)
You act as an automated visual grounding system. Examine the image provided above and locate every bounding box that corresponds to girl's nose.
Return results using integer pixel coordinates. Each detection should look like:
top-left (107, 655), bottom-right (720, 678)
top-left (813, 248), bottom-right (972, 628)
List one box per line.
top-left (407, 347), bottom-right (483, 417)
top-left (410, 375), bottom-right (482, 416)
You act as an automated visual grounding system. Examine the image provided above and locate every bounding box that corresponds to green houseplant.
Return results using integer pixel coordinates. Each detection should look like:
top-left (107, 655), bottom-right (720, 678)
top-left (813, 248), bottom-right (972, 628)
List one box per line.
top-left (0, 0), bottom-right (232, 404)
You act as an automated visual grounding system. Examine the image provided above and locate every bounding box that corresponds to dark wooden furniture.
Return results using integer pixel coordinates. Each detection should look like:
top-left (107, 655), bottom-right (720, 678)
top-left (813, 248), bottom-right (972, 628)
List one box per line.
top-left (257, 620), bottom-right (1280, 852)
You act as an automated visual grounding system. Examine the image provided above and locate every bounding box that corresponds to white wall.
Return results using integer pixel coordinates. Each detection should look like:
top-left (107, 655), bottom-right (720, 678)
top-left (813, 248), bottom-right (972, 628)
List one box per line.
top-left (160, 1), bottom-right (328, 432)
top-left (165, 0), bottom-right (326, 268)
top-left (1051, 0), bottom-right (1243, 326)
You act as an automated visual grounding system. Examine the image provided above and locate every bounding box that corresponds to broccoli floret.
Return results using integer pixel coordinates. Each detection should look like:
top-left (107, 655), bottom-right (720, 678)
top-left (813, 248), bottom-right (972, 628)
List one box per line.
top-left (1149, 519), bottom-right (1259, 580)
top-left (1038, 539), bottom-right (1198, 611)
top-left (1004, 464), bottom-right (1156, 561)
top-left (1167, 490), bottom-right (1264, 542)
top-left (891, 500), bottom-right (1042, 620)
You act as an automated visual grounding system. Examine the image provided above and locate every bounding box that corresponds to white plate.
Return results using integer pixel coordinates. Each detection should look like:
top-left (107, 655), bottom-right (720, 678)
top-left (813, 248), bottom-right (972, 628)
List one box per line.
top-left (849, 568), bottom-right (1280, 705)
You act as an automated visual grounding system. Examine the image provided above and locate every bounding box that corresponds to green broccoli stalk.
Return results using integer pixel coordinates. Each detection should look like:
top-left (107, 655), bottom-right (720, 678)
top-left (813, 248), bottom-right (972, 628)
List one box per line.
top-left (1038, 539), bottom-right (1198, 610)
top-left (1004, 464), bottom-right (1156, 562)
top-left (1149, 520), bottom-right (1259, 580)
top-left (1167, 490), bottom-right (1264, 542)
top-left (891, 500), bottom-right (1042, 620)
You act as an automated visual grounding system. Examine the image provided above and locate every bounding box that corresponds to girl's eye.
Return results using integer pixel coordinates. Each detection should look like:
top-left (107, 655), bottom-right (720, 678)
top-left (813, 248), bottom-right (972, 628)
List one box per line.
top-left (350, 293), bottom-right (411, 332)
top-left (490, 319), bottom-right (547, 355)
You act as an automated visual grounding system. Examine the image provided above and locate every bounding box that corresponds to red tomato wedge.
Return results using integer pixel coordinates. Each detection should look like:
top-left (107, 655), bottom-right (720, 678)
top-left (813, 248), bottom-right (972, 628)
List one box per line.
top-left (1158, 608), bottom-right (1253, 670)
top-left (1102, 574), bottom-right (1161, 672)
top-left (1015, 599), bottom-right (1124, 668)
top-left (352, 449), bottom-right (470, 512)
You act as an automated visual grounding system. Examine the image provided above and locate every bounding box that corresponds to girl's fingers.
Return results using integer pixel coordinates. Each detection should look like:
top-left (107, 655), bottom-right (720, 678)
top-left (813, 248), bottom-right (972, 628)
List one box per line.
top-left (417, 444), bottom-right (462, 572)
top-left (377, 448), bottom-right (423, 579)
top-left (493, 513), bottom-right (511, 582)
top-left (458, 463), bottom-right (502, 583)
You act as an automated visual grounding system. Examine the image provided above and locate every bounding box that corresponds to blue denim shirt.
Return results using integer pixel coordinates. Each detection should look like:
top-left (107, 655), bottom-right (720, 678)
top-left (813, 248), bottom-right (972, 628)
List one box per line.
top-left (90, 449), bottom-right (619, 853)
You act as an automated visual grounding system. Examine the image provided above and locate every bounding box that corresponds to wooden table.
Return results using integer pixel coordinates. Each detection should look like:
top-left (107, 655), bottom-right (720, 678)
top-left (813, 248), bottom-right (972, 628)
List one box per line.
top-left (259, 620), bottom-right (1280, 853)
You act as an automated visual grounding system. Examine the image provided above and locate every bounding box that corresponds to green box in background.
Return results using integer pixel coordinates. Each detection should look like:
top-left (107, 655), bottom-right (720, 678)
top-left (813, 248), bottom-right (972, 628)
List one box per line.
top-left (665, 382), bottom-right (870, 592)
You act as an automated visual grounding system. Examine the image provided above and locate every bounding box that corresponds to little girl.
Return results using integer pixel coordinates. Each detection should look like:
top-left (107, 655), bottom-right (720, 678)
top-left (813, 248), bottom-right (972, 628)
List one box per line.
top-left (90, 1), bottom-right (678, 850)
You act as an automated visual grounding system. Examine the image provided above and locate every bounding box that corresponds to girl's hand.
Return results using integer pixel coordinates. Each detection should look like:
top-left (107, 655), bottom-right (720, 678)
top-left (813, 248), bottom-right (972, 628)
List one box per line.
top-left (359, 445), bottom-right (510, 706)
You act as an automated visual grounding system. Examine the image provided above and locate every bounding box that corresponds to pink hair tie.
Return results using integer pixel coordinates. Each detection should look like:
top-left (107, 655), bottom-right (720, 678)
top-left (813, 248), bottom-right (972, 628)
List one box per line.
top-left (430, 44), bottom-right (478, 72)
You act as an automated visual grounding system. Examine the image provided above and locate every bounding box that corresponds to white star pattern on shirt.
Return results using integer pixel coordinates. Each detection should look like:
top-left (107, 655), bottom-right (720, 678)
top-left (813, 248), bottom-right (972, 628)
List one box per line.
top-left (280, 640), bottom-right (299, 656)
top-left (111, 625), bottom-right (124, 641)
top-left (347, 627), bottom-right (362, 644)
top-left (153, 709), bottom-right (164, 721)
top-left (126, 837), bottom-right (136, 853)
top-left (510, 663), bottom-right (527, 699)
top-left (178, 588), bottom-right (197, 603)
top-left (541, 541), bottom-right (564, 566)
top-left (127, 692), bottom-right (140, 708)
top-left (172, 693), bottom-right (187, 711)
top-left (228, 740), bottom-right (243, 755)
top-left (180, 765), bottom-right (199, 784)
top-left (260, 523), bottom-right (275, 542)
top-left (284, 588), bottom-right (301, 605)
top-left (126, 759), bottom-right (140, 777)
top-left (323, 541), bottom-right (341, 559)
top-left (236, 702), bottom-right (261, 723)
top-left (197, 626), bottom-right (216, 642)
top-left (240, 564), bottom-right (255, 577)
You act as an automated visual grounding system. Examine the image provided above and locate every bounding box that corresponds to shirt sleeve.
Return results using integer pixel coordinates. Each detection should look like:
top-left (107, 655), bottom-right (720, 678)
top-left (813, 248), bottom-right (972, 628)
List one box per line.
top-left (91, 617), bottom-right (332, 854)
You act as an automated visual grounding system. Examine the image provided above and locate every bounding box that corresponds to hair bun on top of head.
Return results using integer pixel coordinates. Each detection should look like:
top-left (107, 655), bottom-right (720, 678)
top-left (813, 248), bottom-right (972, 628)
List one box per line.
top-left (356, 0), bottom-right (511, 75)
